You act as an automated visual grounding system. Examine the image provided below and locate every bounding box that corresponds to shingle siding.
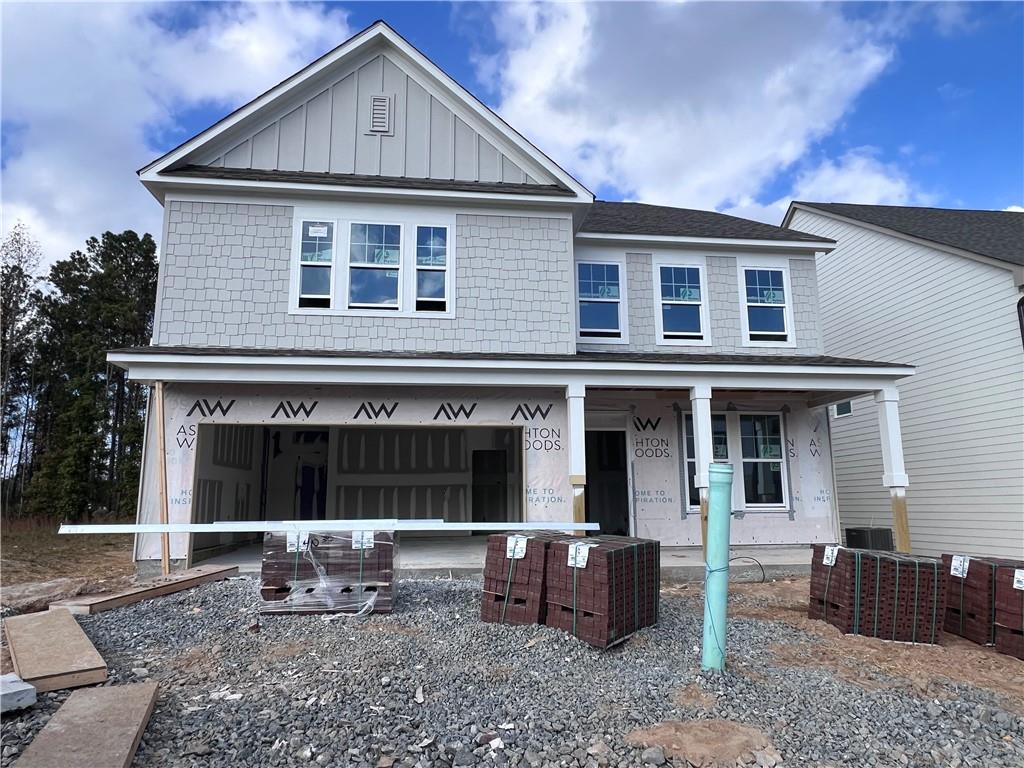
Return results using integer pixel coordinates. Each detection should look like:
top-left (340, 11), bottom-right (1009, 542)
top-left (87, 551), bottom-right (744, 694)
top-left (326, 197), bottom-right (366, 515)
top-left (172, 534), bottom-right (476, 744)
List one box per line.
top-left (791, 208), bottom-right (1024, 559)
top-left (154, 202), bottom-right (575, 354)
top-left (580, 252), bottom-right (824, 355)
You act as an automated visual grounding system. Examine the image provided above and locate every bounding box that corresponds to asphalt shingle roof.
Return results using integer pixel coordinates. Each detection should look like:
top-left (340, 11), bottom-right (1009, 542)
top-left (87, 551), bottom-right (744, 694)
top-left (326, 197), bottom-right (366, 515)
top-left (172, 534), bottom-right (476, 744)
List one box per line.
top-left (794, 202), bottom-right (1024, 267)
top-left (580, 200), bottom-right (829, 243)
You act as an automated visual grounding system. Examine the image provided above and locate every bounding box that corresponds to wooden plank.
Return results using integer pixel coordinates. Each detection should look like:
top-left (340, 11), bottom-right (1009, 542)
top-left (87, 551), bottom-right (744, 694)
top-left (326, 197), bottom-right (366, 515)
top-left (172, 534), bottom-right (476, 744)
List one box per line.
top-left (16, 682), bottom-right (158, 768)
top-left (49, 564), bottom-right (239, 616)
top-left (3, 608), bottom-right (107, 693)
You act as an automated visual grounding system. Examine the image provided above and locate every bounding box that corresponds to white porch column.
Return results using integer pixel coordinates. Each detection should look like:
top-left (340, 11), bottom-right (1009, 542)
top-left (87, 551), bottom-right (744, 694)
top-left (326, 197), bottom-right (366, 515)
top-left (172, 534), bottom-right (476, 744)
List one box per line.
top-left (690, 384), bottom-right (713, 556)
top-left (566, 383), bottom-right (587, 530)
top-left (875, 387), bottom-right (911, 552)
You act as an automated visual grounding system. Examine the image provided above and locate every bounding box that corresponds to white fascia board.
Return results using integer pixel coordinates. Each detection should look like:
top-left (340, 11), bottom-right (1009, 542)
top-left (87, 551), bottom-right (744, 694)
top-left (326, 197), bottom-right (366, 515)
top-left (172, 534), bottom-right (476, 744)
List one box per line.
top-left (785, 203), bottom-right (1022, 281)
top-left (144, 176), bottom-right (583, 208)
top-left (107, 352), bottom-right (913, 392)
top-left (140, 23), bottom-right (592, 203)
top-left (574, 231), bottom-right (835, 253)
top-left (61, 520), bottom-right (599, 535)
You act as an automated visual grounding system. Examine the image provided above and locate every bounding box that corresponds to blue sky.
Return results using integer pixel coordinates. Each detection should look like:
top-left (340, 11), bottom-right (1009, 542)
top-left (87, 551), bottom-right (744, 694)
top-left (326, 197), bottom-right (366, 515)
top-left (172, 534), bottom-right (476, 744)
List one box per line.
top-left (2, 1), bottom-right (1021, 262)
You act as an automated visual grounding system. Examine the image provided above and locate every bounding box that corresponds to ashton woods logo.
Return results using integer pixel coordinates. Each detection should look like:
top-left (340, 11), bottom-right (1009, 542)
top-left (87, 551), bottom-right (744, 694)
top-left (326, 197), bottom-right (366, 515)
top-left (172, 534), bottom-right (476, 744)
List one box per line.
top-left (186, 399), bottom-right (235, 417)
top-left (511, 403), bottom-right (552, 421)
top-left (433, 402), bottom-right (477, 421)
top-left (633, 416), bottom-right (662, 432)
top-left (271, 400), bottom-right (318, 419)
top-left (354, 401), bottom-right (399, 420)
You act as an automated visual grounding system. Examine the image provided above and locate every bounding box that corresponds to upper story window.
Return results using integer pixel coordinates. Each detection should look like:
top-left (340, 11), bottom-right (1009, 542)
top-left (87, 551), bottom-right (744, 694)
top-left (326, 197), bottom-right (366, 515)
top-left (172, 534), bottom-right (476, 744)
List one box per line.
top-left (741, 266), bottom-right (792, 345)
top-left (655, 263), bottom-right (709, 345)
top-left (298, 221), bottom-right (334, 309)
top-left (416, 227), bottom-right (448, 312)
top-left (833, 401), bottom-right (853, 418)
top-left (292, 208), bottom-right (453, 316)
top-left (349, 223), bottom-right (401, 309)
top-left (577, 262), bottom-right (624, 340)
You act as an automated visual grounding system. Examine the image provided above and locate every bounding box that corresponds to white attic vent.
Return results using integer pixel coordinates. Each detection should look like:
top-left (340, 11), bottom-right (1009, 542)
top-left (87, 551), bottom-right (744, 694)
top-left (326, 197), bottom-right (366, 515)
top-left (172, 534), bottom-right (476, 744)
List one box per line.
top-left (367, 94), bottom-right (393, 135)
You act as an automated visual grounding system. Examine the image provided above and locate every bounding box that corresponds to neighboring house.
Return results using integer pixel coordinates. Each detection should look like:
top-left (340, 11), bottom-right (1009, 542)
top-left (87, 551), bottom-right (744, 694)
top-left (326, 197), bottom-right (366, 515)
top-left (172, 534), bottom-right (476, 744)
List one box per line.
top-left (784, 202), bottom-right (1024, 559)
top-left (110, 21), bottom-right (912, 571)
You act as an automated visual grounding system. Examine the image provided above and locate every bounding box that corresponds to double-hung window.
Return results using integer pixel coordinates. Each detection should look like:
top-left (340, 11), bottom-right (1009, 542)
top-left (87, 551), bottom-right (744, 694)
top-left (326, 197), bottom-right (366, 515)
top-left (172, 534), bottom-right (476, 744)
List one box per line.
top-left (683, 414), bottom-right (729, 506)
top-left (743, 268), bottom-right (789, 343)
top-left (657, 265), bottom-right (706, 342)
top-left (415, 226), bottom-right (448, 312)
top-left (740, 414), bottom-right (785, 505)
top-left (298, 221), bottom-right (334, 308)
top-left (348, 223), bottom-right (401, 309)
top-left (577, 262), bottom-right (623, 339)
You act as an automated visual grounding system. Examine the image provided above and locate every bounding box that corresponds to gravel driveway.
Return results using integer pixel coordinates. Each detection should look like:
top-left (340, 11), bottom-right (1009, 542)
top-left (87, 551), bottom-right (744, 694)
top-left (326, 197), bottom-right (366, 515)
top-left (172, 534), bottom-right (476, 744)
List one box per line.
top-left (2, 578), bottom-right (1021, 767)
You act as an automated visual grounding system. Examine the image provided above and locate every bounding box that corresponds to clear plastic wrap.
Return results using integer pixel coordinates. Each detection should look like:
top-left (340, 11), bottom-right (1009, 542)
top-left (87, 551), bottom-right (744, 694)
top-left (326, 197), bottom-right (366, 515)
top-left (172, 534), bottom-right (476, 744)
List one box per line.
top-left (259, 530), bottom-right (396, 614)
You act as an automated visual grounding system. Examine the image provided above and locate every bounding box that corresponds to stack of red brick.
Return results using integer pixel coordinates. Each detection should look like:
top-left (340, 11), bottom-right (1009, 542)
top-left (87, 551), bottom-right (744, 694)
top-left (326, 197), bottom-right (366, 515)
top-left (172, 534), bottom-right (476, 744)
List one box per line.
top-left (943, 554), bottom-right (1024, 660)
top-left (259, 531), bottom-right (395, 614)
top-left (809, 545), bottom-right (946, 644)
top-left (481, 533), bottom-right (660, 648)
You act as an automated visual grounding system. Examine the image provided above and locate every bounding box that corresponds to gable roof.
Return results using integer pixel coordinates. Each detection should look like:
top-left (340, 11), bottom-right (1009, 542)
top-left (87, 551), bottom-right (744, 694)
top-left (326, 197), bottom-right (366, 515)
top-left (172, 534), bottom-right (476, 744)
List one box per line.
top-left (790, 202), bottom-right (1024, 267)
top-left (580, 201), bottom-right (830, 244)
top-left (140, 20), bottom-right (592, 203)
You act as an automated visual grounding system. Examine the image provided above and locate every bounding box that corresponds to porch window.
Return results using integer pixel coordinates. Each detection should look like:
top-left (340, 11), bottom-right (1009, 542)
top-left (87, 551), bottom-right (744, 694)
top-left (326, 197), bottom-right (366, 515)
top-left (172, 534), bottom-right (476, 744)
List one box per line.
top-left (834, 401), bottom-right (852, 418)
top-left (577, 262), bottom-right (623, 339)
top-left (298, 220), bottom-right (334, 308)
top-left (658, 266), bottom-right (705, 340)
top-left (683, 414), bottom-right (729, 506)
top-left (743, 268), bottom-right (788, 342)
top-left (415, 226), bottom-right (448, 312)
top-left (740, 414), bottom-right (785, 505)
top-left (349, 223), bottom-right (401, 309)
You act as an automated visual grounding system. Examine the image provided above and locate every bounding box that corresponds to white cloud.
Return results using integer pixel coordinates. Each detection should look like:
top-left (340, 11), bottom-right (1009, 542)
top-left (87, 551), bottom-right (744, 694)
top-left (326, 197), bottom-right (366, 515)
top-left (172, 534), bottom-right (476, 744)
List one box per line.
top-left (1004, 205), bottom-right (1024, 213)
top-left (1, 2), bottom-right (351, 265)
top-left (479, 2), bottom-right (900, 212)
top-left (726, 148), bottom-right (934, 224)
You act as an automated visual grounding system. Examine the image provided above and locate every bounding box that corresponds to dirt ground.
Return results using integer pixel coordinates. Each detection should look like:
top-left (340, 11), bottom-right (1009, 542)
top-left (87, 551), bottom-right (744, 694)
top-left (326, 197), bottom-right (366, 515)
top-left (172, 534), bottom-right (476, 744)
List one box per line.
top-left (666, 576), bottom-right (1024, 714)
top-left (0, 517), bottom-right (135, 587)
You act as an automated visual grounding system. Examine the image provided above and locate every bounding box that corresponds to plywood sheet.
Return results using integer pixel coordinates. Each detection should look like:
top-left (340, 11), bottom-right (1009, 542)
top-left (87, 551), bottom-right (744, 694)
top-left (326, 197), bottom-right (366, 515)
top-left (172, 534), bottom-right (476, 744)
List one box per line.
top-left (3, 608), bottom-right (107, 693)
top-left (16, 682), bottom-right (158, 768)
top-left (49, 564), bottom-right (238, 615)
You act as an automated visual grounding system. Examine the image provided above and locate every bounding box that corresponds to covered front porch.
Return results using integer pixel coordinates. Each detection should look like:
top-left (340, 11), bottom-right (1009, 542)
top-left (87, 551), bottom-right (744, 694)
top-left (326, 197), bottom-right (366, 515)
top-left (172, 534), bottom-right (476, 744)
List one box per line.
top-left (108, 347), bottom-right (915, 574)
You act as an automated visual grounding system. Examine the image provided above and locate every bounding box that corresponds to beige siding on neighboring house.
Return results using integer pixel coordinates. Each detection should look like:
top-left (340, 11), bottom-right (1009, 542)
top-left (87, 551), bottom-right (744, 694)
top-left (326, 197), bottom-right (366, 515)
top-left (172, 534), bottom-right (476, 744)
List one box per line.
top-left (790, 208), bottom-right (1024, 558)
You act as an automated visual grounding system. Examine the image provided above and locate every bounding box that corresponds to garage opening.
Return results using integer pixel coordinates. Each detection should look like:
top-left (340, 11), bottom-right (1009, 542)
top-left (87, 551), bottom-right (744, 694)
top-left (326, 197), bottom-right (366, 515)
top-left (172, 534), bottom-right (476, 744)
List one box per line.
top-left (189, 424), bottom-right (523, 564)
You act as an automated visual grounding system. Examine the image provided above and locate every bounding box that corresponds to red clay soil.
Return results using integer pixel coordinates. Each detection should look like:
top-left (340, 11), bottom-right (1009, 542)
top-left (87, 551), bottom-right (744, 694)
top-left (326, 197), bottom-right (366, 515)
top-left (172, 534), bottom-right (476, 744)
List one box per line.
top-left (628, 720), bottom-right (778, 768)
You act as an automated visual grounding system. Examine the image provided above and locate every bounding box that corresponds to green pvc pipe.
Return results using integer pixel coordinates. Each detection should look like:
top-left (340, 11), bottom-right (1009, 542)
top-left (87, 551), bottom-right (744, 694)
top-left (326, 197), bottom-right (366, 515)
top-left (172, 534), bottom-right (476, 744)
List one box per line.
top-left (702, 463), bottom-right (734, 671)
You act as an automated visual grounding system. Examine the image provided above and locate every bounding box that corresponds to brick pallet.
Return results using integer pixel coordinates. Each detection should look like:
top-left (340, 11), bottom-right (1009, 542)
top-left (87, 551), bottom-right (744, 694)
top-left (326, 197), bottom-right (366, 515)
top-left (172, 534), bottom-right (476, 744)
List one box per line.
top-left (993, 565), bottom-right (1024, 660)
top-left (544, 536), bottom-right (660, 648)
top-left (259, 531), bottom-right (395, 614)
top-left (480, 532), bottom-right (570, 625)
top-left (810, 545), bottom-right (946, 644)
top-left (942, 554), bottom-right (1024, 647)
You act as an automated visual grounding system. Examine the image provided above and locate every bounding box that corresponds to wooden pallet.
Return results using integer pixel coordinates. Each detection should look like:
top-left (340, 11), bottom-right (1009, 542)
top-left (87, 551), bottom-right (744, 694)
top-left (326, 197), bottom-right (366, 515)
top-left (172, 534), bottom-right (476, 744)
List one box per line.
top-left (3, 608), bottom-right (107, 693)
top-left (48, 564), bottom-right (238, 615)
top-left (15, 682), bottom-right (158, 768)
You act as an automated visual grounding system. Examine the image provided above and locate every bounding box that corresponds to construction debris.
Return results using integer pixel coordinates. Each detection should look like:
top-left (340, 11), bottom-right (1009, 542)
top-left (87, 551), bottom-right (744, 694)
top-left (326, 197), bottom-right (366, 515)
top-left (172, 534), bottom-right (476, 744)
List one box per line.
top-left (809, 545), bottom-right (946, 644)
top-left (259, 531), bottom-right (395, 614)
top-left (3, 608), bottom-right (107, 693)
top-left (0, 673), bottom-right (36, 713)
top-left (47, 564), bottom-right (239, 615)
top-left (14, 681), bottom-right (158, 768)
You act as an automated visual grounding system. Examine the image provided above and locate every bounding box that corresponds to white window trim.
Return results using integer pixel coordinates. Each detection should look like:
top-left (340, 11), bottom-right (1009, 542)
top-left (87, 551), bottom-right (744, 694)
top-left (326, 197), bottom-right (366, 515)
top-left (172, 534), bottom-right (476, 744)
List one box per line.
top-left (736, 258), bottom-right (796, 348)
top-left (575, 257), bottom-right (629, 344)
top-left (682, 410), bottom-right (790, 511)
top-left (289, 204), bottom-right (456, 318)
top-left (414, 225), bottom-right (450, 313)
top-left (652, 256), bottom-right (711, 347)
top-left (833, 401), bottom-right (853, 418)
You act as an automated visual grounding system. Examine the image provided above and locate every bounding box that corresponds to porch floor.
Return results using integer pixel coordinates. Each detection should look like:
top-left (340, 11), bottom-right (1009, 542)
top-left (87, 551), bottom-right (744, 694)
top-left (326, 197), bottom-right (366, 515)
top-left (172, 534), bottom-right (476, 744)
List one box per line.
top-left (197, 535), bottom-right (812, 583)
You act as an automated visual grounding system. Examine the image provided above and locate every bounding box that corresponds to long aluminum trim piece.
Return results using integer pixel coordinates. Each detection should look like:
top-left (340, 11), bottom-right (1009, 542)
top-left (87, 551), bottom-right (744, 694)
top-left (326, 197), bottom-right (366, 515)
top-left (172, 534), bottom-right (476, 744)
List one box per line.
top-left (59, 520), bottom-right (599, 534)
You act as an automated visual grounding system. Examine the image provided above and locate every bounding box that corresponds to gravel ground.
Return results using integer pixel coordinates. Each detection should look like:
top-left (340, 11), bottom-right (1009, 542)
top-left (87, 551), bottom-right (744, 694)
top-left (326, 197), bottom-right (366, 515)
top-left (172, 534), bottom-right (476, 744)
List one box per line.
top-left (2, 577), bottom-right (1021, 768)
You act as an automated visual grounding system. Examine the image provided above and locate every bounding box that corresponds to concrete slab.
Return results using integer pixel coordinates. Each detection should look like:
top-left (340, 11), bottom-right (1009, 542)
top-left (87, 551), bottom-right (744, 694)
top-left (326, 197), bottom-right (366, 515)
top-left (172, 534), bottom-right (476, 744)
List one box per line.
top-left (1, 672), bottom-right (36, 712)
top-left (15, 681), bottom-right (158, 768)
top-left (196, 535), bottom-right (812, 582)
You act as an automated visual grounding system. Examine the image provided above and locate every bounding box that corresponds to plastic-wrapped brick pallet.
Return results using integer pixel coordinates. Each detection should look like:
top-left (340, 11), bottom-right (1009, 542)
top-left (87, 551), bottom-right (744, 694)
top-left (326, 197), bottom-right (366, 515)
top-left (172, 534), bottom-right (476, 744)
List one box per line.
top-left (480, 532), bottom-right (571, 626)
top-left (993, 565), bottom-right (1024, 660)
top-left (810, 544), bottom-right (946, 644)
top-left (942, 554), bottom-right (1024, 648)
top-left (259, 531), bottom-right (396, 615)
top-left (544, 536), bottom-right (660, 649)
